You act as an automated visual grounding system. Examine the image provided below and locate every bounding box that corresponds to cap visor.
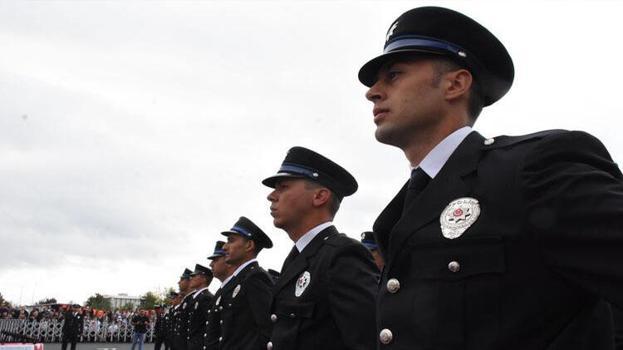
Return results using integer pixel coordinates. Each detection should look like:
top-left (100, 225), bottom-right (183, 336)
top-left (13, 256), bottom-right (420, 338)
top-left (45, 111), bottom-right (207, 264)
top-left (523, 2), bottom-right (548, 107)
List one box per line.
top-left (261, 173), bottom-right (305, 188)
top-left (358, 49), bottom-right (446, 86)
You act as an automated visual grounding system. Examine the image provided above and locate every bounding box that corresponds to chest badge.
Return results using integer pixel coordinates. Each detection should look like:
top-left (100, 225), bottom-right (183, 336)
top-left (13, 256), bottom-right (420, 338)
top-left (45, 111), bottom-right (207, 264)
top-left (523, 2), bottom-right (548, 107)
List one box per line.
top-left (295, 271), bottom-right (311, 297)
top-left (182, 302), bottom-right (187, 309)
top-left (194, 302), bottom-right (198, 310)
top-left (232, 284), bottom-right (241, 298)
top-left (215, 296), bottom-right (221, 306)
top-left (440, 197), bottom-right (481, 239)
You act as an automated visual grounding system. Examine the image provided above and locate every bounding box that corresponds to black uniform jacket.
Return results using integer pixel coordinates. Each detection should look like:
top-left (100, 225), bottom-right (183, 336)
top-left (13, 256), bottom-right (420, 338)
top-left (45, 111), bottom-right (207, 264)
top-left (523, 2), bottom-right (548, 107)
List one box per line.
top-left (204, 287), bottom-right (224, 350)
top-left (374, 130), bottom-right (623, 350)
top-left (187, 288), bottom-right (214, 350)
top-left (218, 261), bottom-right (274, 350)
top-left (61, 312), bottom-right (84, 340)
top-left (269, 225), bottom-right (379, 350)
top-left (173, 292), bottom-right (195, 350)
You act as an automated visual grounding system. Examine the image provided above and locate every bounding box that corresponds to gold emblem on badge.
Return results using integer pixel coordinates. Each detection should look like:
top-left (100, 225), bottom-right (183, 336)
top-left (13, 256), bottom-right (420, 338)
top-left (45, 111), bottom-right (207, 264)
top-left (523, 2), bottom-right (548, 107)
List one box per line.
top-left (440, 197), bottom-right (480, 239)
top-left (295, 271), bottom-right (311, 297)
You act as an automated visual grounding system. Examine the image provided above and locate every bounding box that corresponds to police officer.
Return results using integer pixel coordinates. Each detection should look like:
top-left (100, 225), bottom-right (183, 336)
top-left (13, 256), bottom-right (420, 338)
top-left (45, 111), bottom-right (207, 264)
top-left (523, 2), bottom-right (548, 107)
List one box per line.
top-left (164, 292), bottom-right (178, 350)
top-left (61, 304), bottom-right (83, 350)
top-left (359, 6), bottom-right (623, 349)
top-left (154, 305), bottom-right (167, 350)
top-left (361, 231), bottom-right (384, 272)
top-left (186, 264), bottom-right (214, 350)
top-left (204, 241), bottom-right (234, 350)
top-left (263, 146), bottom-right (378, 350)
top-left (216, 217), bottom-right (274, 350)
top-left (172, 268), bottom-right (193, 350)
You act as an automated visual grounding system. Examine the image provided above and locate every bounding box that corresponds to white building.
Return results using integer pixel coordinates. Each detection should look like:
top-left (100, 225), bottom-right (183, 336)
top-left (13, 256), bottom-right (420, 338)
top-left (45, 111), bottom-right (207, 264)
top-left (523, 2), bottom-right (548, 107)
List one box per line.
top-left (103, 293), bottom-right (141, 310)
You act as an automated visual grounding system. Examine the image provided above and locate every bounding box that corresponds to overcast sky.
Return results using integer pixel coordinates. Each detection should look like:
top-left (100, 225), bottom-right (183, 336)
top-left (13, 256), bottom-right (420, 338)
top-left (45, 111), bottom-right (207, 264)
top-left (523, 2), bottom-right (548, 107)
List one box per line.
top-left (1, 0), bottom-right (622, 305)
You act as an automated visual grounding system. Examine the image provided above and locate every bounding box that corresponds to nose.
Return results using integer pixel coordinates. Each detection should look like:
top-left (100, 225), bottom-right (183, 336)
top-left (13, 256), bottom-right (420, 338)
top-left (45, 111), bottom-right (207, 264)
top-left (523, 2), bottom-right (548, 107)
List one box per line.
top-left (365, 80), bottom-right (385, 102)
top-left (267, 189), bottom-right (277, 202)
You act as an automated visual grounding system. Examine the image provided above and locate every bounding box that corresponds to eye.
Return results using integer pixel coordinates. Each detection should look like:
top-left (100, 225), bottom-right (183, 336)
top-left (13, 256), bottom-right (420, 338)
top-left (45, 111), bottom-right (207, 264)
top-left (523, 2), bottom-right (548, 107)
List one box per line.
top-left (387, 69), bottom-right (401, 81)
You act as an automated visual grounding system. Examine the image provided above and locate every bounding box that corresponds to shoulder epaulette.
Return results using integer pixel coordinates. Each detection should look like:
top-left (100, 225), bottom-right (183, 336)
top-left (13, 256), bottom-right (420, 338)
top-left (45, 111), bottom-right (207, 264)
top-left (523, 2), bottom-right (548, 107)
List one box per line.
top-left (482, 129), bottom-right (568, 149)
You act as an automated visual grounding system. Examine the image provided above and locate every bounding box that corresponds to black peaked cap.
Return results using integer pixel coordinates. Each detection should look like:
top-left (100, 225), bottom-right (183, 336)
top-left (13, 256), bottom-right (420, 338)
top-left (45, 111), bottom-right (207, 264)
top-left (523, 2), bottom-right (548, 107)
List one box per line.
top-left (221, 216), bottom-right (273, 249)
top-left (358, 6), bottom-right (514, 106)
top-left (180, 268), bottom-right (192, 279)
top-left (207, 241), bottom-right (226, 260)
top-left (190, 264), bottom-right (213, 278)
top-left (262, 146), bottom-right (358, 198)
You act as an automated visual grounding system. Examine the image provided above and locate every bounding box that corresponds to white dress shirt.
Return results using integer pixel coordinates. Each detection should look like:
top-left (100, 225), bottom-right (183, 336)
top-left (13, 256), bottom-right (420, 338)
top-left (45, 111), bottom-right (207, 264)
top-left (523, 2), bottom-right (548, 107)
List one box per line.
top-left (416, 126), bottom-right (473, 178)
top-left (295, 221), bottom-right (333, 253)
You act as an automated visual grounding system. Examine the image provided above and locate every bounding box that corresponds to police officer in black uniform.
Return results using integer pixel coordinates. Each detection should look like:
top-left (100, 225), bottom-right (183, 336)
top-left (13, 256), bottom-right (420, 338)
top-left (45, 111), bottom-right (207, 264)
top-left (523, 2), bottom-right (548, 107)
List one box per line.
top-left (204, 241), bottom-right (234, 350)
top-left (164, 292), bottom-right (178, 350)
top-left (361, 231), bottom-right (384, 272)
top-left (186, 264), bottom-right (214, 350)
top-left (154, 305), bottom-right (167, 350)
top-left (215, 217), bottom-right (274, 350)
top-left (359, 6), bottom-right (623, 349)
top-left (172, 268), bottom-right (193, 350)
top-left (263, 146), bottom-right (379, 350)
top-left (61, 304), bottom-right (84, 350)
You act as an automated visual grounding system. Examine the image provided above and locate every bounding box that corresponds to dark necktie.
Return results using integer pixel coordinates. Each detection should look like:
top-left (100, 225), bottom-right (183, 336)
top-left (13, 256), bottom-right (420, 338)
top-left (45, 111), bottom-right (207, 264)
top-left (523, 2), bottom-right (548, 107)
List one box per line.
top-left (403, 167), bottom-right (431, 211)
top-left (281, 246), bottom-right (299, 272)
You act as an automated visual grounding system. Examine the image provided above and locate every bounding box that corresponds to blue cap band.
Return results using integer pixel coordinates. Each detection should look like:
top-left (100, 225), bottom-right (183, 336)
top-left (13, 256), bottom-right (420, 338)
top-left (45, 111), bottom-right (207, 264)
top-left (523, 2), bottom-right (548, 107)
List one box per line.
top-left (279, 163), bottom-right (319, 179)
top-left (231, 225), bottom-right (253, 238)
top-left (213, 248), bottom-right (225, 255)
top-left (362, 240), bottom-right (379, 251)
top-left (385, 35), bottom-right (466, 56)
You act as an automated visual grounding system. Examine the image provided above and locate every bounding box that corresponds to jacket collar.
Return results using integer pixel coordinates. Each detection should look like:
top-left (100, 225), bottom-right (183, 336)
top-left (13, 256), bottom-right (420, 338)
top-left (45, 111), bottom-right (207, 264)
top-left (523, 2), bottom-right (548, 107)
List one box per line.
top-left (374, 131), bottom-right (485, 268)
top-left (272, 225), bottom-right (338, 294)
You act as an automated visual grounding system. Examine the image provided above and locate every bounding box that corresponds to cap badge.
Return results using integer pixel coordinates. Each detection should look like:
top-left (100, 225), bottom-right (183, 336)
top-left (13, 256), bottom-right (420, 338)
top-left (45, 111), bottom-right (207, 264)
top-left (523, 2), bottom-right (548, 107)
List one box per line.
top-left (440, 197), bottom-right (481, 239)
top-left (232, 284), bottom-right (241, 298)
top-left (386, 21), bottom-right (398, 41)
top-left (295, 271), bottom-right (311, 297)
top-left (361, 233), bottom-right (366, 240)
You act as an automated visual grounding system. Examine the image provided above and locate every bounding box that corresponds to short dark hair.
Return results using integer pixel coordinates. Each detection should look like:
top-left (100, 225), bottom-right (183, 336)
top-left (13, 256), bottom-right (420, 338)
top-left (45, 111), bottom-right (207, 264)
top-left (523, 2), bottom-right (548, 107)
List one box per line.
top-left (384, 53), bottom-right (484, 122)
top-left (430, 57), bottom-right (484, 122)
top-left (304, 180), bottom-right (342, 217)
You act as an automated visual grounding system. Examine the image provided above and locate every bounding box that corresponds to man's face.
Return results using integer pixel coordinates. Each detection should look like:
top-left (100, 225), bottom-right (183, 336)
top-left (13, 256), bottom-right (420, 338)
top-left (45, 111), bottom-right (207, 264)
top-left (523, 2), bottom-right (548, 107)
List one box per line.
top-left (267, 178), bottom-right (315, 233)
top-left (189, 274), bottom-right (203, 289)
top-left (178, 278), bottom-right (190, 292)
top-left (365, 58), bottom-right (446, 149)
top-left (223, 234), bottom-right (252, 266)
top-left (209, 256), bottom-right (230, 282)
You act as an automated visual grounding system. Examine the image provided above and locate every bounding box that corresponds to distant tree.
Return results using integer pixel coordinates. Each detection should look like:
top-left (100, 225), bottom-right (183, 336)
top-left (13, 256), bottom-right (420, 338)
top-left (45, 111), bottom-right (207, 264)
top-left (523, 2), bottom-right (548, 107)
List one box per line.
top-left (0, 292), bottom-right (11, 308)
top-left (85, 293), bottom-right (111, 310)
top-left (37, 297), bottom-right (58, 305)
top-left (140, 291), bottom-right (162, 309)
top-left (121, 302), bottom-right (136, 311)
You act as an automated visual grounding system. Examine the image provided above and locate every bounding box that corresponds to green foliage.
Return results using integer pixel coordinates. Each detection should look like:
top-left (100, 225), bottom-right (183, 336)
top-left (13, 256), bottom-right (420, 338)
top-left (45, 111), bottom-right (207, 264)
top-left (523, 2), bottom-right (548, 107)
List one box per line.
top-left (37, 297), bottom-right (58, 305)
top-left (139, 291), bottom-right (162, 309)
top-left (0, 292), bottom-right (11, 307)
top-left (85, 293), bottom-right (112, 310)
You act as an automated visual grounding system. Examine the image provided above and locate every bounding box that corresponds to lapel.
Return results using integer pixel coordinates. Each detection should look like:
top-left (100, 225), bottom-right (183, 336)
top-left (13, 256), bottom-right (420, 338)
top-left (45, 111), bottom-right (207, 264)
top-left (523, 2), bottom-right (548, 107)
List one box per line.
top-left (272, 225), bottom-right (338, 294)
top-left (379, 131), bottom-right (485, 268)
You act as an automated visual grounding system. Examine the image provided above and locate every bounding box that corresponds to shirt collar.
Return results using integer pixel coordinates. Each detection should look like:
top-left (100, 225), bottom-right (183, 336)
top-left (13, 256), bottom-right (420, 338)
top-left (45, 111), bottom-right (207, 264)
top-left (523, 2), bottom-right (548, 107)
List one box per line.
top-left (295, 221), bottom-right (333, 253)
top-left (192, 286), bottom-right (210, 299)
top-left (417, 126), bottom-right (472, 178)
top-left (221, 258), bottom-right (257, 288)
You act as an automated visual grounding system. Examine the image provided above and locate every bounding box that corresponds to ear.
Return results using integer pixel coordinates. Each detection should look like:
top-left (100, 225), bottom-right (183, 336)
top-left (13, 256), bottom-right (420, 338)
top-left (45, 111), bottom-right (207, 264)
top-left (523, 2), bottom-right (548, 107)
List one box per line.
top-left (245, 239), bottom-right (256, 254)
top-left (311, 187), bottom-right (331, 208)
top-left (444, 69), bottom-right (472, 101)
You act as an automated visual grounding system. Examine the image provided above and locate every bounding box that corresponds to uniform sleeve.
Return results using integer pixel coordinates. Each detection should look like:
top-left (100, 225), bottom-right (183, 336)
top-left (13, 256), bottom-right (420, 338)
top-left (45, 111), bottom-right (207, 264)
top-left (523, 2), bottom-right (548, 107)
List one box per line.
top-left (327, 243), bottom-right (379, 350)
top-left (522, 131), bottom-right (623, 307)
top-left (243, 273), bottom-right (273, 347)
